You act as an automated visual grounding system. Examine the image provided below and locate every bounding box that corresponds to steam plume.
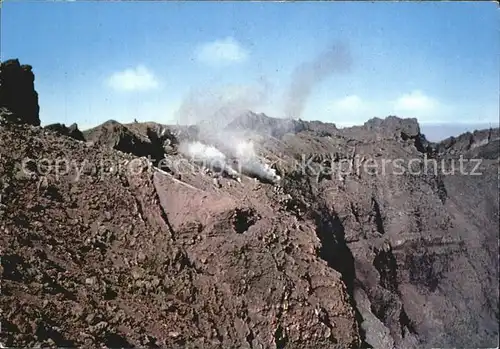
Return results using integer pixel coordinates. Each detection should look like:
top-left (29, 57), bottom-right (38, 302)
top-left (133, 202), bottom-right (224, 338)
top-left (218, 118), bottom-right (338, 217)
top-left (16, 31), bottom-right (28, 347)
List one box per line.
top-left (175, 80), bottom-right (270, 133)
top-left (178, 141), bottom-right (239, 178)
top-left (284, 43), bottom-right (352, 119)
top-left (175, 79), bottom-right (281, 183)
top-left (178, 137), bottom-right (281, 183)
top-left (226, 136), bottom-right (281, 183)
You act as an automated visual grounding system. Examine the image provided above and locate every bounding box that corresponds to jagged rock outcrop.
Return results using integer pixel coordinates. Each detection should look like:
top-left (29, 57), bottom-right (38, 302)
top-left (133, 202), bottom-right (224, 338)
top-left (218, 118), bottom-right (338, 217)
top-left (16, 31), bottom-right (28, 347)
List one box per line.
top-left (437, 127), bottom-right (500, 159)
top-left (225, 111), bottom-right (307, 138)
top-left (0, 59), bottom-right (40, 126)
top-left (82, 120), bottom-right (178, 164)
top-left (44, 123), bottom-right (85, 141)
top-left (364, 116), bottom-right (420, 138)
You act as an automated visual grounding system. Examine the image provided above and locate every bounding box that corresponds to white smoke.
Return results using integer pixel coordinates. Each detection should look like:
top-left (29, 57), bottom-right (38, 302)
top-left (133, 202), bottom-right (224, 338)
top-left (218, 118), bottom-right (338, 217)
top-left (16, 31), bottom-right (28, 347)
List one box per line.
top-left (283, 42), bottom-right (352, 119)
top-left (178, 141), bottom-right (239, 178)
top-left (230, 138), bottom-right (281, 183)
top-left (174, 43), bottom-right (351, 183)
top-left (178, 138), bottom-right (280, 183)
top-left (174, 78), bottom-right (282, 184)
top-left (175, 80), bottom-right (271, 133)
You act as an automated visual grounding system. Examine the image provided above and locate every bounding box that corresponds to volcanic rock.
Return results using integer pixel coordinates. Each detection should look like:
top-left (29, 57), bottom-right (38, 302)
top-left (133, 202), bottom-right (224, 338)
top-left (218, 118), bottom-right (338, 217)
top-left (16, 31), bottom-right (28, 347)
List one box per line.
top-left (82, 120), bottom-right (178, 165)
top-left (44, 123), bottom-right (85, 141)
top-left (0, 59), bottom-right (40, 126)
top-left (226, 111), bottom-right (307, 138)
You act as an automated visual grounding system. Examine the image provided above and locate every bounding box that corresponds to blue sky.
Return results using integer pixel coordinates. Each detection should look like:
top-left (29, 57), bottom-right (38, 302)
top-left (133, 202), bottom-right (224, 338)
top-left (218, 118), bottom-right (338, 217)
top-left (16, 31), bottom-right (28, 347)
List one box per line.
top-left (2, 1), bottom-right (499, 134)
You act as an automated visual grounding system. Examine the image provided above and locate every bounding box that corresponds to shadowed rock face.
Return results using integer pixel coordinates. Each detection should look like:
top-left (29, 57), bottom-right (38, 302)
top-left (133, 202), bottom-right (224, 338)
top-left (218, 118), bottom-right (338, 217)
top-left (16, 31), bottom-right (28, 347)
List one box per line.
top-left (277, 127), bottom-right (498, 348)
top-left (0, 61), bottom-right (498, 348)
top-left (0, 59), bottom-right (40, 126)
